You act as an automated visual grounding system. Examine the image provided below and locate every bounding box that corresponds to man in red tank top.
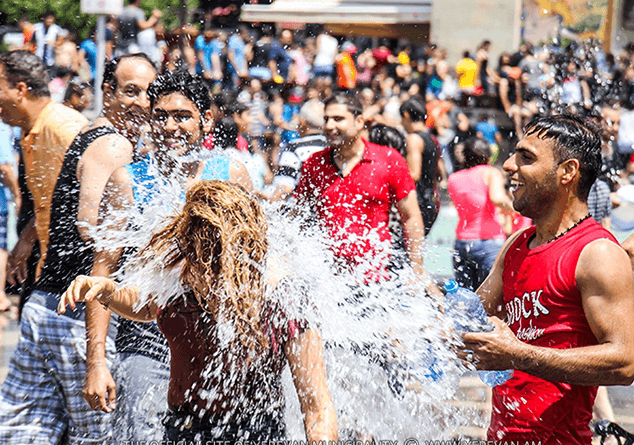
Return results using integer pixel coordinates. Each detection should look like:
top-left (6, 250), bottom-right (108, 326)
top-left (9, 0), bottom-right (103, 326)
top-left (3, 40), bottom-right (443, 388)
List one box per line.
top-left (460, 114), bottom-right (634, 445)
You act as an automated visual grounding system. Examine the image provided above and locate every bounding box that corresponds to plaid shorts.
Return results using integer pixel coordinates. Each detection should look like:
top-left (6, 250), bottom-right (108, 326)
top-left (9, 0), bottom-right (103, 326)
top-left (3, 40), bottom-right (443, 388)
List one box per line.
top-left (0, 212), bottom-right (7, 251)
top-left (0, 293), bottom-right (117, 444)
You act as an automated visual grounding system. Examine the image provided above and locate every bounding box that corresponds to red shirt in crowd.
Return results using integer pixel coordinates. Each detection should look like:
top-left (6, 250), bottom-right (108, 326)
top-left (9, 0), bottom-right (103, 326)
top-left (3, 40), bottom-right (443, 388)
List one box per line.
top-left (490, 217), bottom-right (618, 445)
top-left (294, 139), bottom-right (415, 279)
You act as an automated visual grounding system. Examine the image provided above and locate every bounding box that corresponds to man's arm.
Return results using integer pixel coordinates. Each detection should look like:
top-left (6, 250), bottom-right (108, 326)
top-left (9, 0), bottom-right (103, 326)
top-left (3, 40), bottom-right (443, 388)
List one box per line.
top-left (464, 239), bottom-right (634, 386)
top-left (476, 229), bottom-right (525, 318)
top-left (621, 232), bottom-right (634, 270)
top-left (83, 165), bottom-right (133, 413)
top-left (7, 217), bottom-right (37, 285)
top-left (137, 9), bottom-right (162, 31)
top-left (76, 133), bottom-right (133, 243)
top-left (396, 191), bottom-right (425, 276)
top-left (229, 159), bottom-right (254, 192)
top-left (0, 163), bottom-right (21, 210)
top-left (197, 49), bottom-right (212, 79)
top-left (405, 133), bottom-right (424, 181)
top-left (285, 328), bottom-right (337, 442)
top-left (396, 191), bottom-right (440, 296)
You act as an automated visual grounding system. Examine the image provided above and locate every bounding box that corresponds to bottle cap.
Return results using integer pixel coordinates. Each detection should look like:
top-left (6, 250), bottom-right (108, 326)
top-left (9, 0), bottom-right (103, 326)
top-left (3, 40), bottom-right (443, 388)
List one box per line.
top-left (444, 279), bottom-right (459, 294)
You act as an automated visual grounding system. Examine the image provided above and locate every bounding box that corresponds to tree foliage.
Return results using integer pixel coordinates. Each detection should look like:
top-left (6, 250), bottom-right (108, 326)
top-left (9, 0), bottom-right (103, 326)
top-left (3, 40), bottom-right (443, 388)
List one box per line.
top-left (0, 0), bottom-right (199, 40)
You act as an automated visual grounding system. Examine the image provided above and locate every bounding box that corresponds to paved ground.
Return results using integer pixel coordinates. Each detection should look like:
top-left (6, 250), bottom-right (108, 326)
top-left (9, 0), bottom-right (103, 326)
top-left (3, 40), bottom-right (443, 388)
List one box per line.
top-left (0, 204), bottom-right (633, 438)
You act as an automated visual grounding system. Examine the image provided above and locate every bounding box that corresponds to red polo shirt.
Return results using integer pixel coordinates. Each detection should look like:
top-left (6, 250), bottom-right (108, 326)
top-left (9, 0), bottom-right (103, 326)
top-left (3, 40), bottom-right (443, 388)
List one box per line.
top-left (294, 139), bottom-right (415, 277)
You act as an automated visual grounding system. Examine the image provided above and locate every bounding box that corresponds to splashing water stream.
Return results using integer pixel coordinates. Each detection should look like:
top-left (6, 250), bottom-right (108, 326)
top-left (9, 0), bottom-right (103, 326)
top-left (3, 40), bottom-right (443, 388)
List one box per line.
top-left (87, 150), bottom-right (481, 442)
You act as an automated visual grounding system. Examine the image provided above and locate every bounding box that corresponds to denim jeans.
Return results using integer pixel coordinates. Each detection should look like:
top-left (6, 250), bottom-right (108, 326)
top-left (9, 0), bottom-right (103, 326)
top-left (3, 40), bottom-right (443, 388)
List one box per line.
top-left (453, 239), bottom-right (505, 291)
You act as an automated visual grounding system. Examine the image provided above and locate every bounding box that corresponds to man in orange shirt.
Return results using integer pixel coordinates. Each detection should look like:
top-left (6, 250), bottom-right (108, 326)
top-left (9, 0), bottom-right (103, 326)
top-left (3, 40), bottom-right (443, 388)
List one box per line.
top-left (0, 50), bottom-right (120, 445)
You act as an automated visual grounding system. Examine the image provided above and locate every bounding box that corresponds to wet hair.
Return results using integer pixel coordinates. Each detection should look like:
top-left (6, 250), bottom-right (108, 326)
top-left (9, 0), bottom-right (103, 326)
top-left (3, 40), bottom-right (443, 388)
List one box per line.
top-left (63, 81), bottom-right (88, 103)
top-left (368, 124), bottom-right (406, 156)
top-left (213, 117), bottom-right (238, 148)
top-left (0, 50), bottom-right (50, 98)
top-left (400, 96), bottom-right (426, 122)
top-left (147, 69), bottom-right (211, 116)
top-left (523, 114), bottom-right (602, 201)
top-left (260, 24), bottom-right (274, 38)
top-left (212, 90), bottom-right (237, 116)
top-left (102, 53), bottom-right (156, 93)
top-left (324, 92), bottom-right (363, 117)
top-left (141, 180), bottom-right (269, 352)
top-left (226, 102), bottom-right (249, 117)
top-left (463, 137), bottom-right (491, 168)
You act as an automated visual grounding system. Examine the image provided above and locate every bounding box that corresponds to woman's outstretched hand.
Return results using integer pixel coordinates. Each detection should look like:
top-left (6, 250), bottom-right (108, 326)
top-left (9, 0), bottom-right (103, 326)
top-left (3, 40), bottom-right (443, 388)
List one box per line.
top-left (58, 275), bottom-right (116, 314)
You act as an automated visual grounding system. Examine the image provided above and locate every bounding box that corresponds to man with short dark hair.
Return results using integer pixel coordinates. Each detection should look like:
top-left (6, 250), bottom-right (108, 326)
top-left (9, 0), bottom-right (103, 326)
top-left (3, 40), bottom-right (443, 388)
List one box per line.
top-left (82, 69), bottom-right (252, 442)
top-left (463, 115), bottom-right (634, 444)
top-left (294, 93), bottom-right (435, 288)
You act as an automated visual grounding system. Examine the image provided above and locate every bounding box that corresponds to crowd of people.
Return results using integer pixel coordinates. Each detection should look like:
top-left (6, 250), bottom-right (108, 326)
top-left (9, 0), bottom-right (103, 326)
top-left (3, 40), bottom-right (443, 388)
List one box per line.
top-left (1, 4), bottom-right (634, 445)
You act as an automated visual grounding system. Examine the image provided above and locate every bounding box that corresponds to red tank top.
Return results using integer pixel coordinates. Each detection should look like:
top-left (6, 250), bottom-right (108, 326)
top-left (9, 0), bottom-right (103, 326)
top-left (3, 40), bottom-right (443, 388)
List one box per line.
top-left (489, 217), bottom-right (618, 445)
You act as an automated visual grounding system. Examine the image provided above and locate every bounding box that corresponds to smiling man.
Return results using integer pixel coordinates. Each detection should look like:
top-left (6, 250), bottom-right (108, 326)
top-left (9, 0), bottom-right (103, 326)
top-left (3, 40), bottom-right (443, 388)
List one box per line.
top-left (462, 114), bottom-right (634, 445)
top-left (0, 53), bottom-right (157, 445)
top-left (82, 69), bottom-right (251, 442)
top-left (294, 92), bottom-right (435, 288)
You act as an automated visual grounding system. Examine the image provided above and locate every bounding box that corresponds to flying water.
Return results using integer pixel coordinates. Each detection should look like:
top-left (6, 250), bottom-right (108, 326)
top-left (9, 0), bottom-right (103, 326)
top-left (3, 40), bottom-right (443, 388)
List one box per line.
top-left (87, 149), bottom-right (477, 441)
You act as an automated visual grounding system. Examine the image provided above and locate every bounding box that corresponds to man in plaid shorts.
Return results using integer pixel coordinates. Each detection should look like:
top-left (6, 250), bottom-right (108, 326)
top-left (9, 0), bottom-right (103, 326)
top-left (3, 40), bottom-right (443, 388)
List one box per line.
top-left (0, 50), bottom-right (156, 444)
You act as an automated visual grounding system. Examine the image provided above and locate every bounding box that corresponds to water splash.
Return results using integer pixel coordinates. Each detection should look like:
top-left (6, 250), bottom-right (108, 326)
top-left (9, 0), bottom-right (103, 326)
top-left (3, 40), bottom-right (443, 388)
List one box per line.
top-left (86, 152), bottom-right (475, 440)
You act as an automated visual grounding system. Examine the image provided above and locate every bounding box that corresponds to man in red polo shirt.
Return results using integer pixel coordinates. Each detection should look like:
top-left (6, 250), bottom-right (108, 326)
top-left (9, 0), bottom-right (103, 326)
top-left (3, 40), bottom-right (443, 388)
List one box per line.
top-left (294, 93), bottom-right (433, 286)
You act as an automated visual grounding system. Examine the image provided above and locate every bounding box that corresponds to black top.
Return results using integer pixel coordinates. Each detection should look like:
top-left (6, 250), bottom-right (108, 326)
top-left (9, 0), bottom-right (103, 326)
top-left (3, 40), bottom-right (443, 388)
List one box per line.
top-left (35, 127), bottom-right (117, 294)
top-left (415, 131), bottom-right (439, 210)
top-left (250, 39), bottom-right (271, 68)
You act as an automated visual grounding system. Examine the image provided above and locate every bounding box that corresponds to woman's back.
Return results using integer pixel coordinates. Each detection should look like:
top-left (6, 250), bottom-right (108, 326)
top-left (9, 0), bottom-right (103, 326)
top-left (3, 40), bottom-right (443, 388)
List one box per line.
top-left (448, 164), bottom-right (504, 240)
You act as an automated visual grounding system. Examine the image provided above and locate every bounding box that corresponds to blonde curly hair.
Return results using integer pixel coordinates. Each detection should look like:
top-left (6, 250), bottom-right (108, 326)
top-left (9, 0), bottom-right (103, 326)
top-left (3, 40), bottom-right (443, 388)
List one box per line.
top-left (142, 180), bottom-right (269, 352)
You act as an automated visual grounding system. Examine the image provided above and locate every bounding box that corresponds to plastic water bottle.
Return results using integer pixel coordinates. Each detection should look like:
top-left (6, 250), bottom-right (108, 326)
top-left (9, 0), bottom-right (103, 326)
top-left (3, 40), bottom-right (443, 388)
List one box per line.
top-left (444, 279), bottom-right (513, 387)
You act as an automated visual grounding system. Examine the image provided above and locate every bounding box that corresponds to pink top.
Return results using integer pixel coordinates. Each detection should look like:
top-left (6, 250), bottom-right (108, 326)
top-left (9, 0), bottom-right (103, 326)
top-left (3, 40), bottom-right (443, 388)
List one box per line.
top-left (448, 164), bottom-right (505, 241)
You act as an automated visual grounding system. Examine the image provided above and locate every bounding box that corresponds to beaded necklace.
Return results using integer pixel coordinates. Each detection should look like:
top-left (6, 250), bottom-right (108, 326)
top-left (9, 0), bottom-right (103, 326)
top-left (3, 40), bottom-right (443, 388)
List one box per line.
top-left (545, 214), bottom-right (591, 244)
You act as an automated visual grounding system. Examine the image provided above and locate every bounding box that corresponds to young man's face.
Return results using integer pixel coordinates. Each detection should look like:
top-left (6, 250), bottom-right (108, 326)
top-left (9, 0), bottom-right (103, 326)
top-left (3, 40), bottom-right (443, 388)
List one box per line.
top-left (104, 58), bottom-right (156, 143)
top-left (151, 92), bottom-right (208, 158)
top-left (233, 109), bottom-right (253, 134)
top-left (504, 133), bottom-right (561, 220)
top-left (324, 103), bottom-right (364, 150)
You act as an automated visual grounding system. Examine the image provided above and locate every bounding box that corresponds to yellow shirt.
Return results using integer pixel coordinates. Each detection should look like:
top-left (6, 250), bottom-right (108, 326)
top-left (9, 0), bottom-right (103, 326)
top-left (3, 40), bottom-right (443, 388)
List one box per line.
top-left (455, 57), bottom-right (478, 90)
top-left (21, 101), bottom-right (88, 273)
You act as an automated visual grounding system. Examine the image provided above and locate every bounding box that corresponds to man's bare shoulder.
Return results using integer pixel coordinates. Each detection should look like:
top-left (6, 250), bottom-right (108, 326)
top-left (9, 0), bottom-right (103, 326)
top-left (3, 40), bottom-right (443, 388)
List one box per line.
top-left (577, 238), bottom-right (632, 293)
top-left (85, 132), bottom-right (134, 160)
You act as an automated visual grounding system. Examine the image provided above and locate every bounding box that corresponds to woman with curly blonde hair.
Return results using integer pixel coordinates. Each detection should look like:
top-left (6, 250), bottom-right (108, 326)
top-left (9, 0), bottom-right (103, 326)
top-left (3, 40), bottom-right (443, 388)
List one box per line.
top-left (59, 180), bottom-right (337, 443)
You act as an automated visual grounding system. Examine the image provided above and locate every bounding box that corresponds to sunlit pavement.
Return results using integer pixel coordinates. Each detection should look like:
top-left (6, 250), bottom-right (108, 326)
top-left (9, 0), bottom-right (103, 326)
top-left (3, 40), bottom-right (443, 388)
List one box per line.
top-left (0, 203), bottom-right (632, 437)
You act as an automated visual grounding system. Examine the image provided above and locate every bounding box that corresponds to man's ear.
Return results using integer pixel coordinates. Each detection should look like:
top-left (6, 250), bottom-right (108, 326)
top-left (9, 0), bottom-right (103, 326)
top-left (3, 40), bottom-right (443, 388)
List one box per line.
top-left (559, 158), bottom-right (580, 187)
top-left (102, 83), bottom-right (114, 106)
top-left (355, 114), bottom-right (365, 132)
top-left (15, 81), bottom-right (28, 101)
top-left (202, 110), bottom-right (214, 135)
